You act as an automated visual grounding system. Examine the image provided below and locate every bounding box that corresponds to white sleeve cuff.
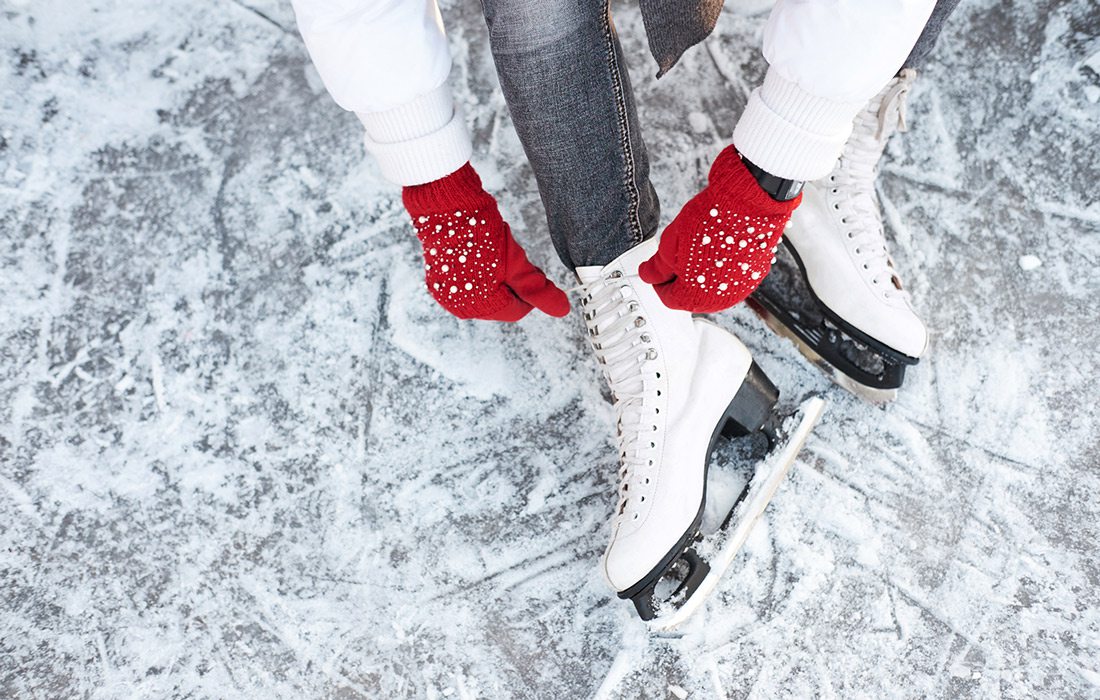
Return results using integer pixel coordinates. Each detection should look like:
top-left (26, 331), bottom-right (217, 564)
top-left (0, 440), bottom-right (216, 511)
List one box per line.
top-left (733, 68), bottom-right (864, 181)
top-left (358, 85), bottom-right (473, 186)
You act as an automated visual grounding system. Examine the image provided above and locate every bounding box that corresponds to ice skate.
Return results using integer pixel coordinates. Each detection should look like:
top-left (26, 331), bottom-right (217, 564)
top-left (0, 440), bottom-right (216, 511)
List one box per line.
top-left (576, 238), bottom-right (823, 627)
top-left (750, 69), bottom-right (928, 403)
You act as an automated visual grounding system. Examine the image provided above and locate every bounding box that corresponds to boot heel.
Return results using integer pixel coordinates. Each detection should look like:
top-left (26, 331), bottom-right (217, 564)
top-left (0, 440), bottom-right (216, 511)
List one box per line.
top-left (721, 361), bottom-right (779, 438)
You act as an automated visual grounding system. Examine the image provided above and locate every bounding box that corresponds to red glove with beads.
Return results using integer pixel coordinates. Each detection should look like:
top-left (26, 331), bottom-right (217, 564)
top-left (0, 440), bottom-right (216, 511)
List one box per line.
top-left (639, 146), bottom-right (801, 313)
top-left (402, 163), bottom-right (570, 321)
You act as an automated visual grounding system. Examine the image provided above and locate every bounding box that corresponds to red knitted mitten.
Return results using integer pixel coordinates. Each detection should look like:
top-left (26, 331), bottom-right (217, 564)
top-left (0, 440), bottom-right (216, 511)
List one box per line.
top-left (402, 163), bottom-right (570, 321)
top-left (639, 146), bottom-right (801, 313)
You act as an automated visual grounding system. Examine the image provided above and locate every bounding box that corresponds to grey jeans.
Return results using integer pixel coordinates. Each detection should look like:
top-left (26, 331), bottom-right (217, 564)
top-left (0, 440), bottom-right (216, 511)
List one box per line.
top-left (481, 0), bottom-right (962, 271)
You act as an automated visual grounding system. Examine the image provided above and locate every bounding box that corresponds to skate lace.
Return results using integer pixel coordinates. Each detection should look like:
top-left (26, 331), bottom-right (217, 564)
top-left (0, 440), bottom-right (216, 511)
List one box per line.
top-left (830, 73), bottom-right (913, 301)
top-left (575, 271), bottom-right (660, 525)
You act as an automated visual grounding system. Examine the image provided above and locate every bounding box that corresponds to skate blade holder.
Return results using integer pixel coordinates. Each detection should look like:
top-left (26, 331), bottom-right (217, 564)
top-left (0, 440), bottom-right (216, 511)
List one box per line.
top-left (635, 397), bottom-right (826, 633)
top-left (625, 545), bottom-right (710, 623)
top-left (746, 296), bottom-right (914, 404)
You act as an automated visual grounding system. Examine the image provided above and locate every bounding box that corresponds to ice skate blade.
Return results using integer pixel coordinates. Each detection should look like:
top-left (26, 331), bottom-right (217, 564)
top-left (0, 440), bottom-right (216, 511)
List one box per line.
top-left (748, 300), bottom-right (898, 405)
top-left (832, 371), bottom-right (897, 405)
top-left (645, 397), bottom-right (826, 633)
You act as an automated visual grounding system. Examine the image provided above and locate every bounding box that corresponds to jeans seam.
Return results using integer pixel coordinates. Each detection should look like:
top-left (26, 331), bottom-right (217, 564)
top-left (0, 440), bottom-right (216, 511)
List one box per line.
top-left (600, 5), bottom-right (642, 246)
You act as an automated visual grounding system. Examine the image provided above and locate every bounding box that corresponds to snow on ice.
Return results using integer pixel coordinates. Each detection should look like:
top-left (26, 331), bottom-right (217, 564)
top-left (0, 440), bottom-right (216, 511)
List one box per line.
top-left (1018, 254), bottom-right (1042, 271)
top-left (1, 0), bottom-right (1099, 698)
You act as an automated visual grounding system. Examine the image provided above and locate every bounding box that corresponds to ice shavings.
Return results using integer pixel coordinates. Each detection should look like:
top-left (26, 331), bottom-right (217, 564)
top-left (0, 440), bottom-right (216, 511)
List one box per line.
top-left (1018, 254), bottom-right (1043, 270)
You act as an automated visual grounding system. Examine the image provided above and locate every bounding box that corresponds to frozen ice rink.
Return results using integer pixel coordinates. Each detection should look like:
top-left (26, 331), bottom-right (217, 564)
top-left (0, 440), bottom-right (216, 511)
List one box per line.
top-left (2, 0), bottom-right (1098, 697)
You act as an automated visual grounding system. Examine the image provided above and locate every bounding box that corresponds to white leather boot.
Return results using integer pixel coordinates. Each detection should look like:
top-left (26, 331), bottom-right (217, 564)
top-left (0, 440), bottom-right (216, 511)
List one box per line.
top-left (576, 237), bottom-right (779, 619)
top-left (790, 69), bottom-right (928, 359)
top-left (754, 70), bottom-right (928, 401)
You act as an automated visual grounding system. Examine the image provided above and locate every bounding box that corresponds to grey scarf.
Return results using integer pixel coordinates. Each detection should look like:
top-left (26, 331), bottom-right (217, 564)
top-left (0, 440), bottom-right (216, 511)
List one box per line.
top-left (639, 0), bottom-right (725, 77)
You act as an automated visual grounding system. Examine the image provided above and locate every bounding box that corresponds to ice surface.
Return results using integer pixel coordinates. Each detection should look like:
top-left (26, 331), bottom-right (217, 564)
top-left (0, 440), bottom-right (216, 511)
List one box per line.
top-left (2, 0), bottom-right (1099, 698)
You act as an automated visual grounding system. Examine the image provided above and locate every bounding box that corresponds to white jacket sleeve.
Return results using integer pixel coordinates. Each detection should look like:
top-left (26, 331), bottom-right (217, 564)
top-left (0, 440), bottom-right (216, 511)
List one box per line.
top-left (733, 0), bottom-right (937, 181)
top-left (291, 0), bottom-right (472, 185)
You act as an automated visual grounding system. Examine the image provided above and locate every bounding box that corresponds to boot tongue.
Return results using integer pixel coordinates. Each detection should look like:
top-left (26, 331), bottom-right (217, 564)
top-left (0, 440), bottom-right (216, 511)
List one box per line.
top-left (575, 236), bottom-right (660, 285)
top-left (575, 264), bottom-right (606, 285)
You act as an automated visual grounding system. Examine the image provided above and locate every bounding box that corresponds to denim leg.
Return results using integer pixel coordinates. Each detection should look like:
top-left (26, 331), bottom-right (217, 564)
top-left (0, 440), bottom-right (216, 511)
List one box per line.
top-left (903, 0), bottom-right (963, 69)
top-left (481, 0), bottom-right (660, 271)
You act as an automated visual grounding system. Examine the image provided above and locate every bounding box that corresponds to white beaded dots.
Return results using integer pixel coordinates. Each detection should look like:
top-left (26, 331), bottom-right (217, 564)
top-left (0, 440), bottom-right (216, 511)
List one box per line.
top-left (414, 209), bottom-right (501, 310)
top-left (682, 205), bottom-right (785, 299)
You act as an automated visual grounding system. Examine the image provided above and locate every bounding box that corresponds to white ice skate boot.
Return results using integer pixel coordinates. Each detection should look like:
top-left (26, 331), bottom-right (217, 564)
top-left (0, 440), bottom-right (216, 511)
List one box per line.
top-left (751, 69), bottom-right (928, 402)
top-left (576, 237), bottom-right (782, 621)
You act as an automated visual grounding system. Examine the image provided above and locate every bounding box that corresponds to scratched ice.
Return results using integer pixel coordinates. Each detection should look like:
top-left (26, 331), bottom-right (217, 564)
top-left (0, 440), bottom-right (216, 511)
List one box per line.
top-left (1, 1), bottom-right (1098, 698)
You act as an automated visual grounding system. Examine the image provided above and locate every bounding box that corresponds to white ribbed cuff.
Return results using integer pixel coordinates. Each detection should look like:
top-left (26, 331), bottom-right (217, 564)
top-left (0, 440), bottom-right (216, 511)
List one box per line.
top-left (733, 68), bottom-right (864, 181)
top-left (358, 86), bottom-right (473, 186)
top-left (357, 85), bottom-right (454, 143)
